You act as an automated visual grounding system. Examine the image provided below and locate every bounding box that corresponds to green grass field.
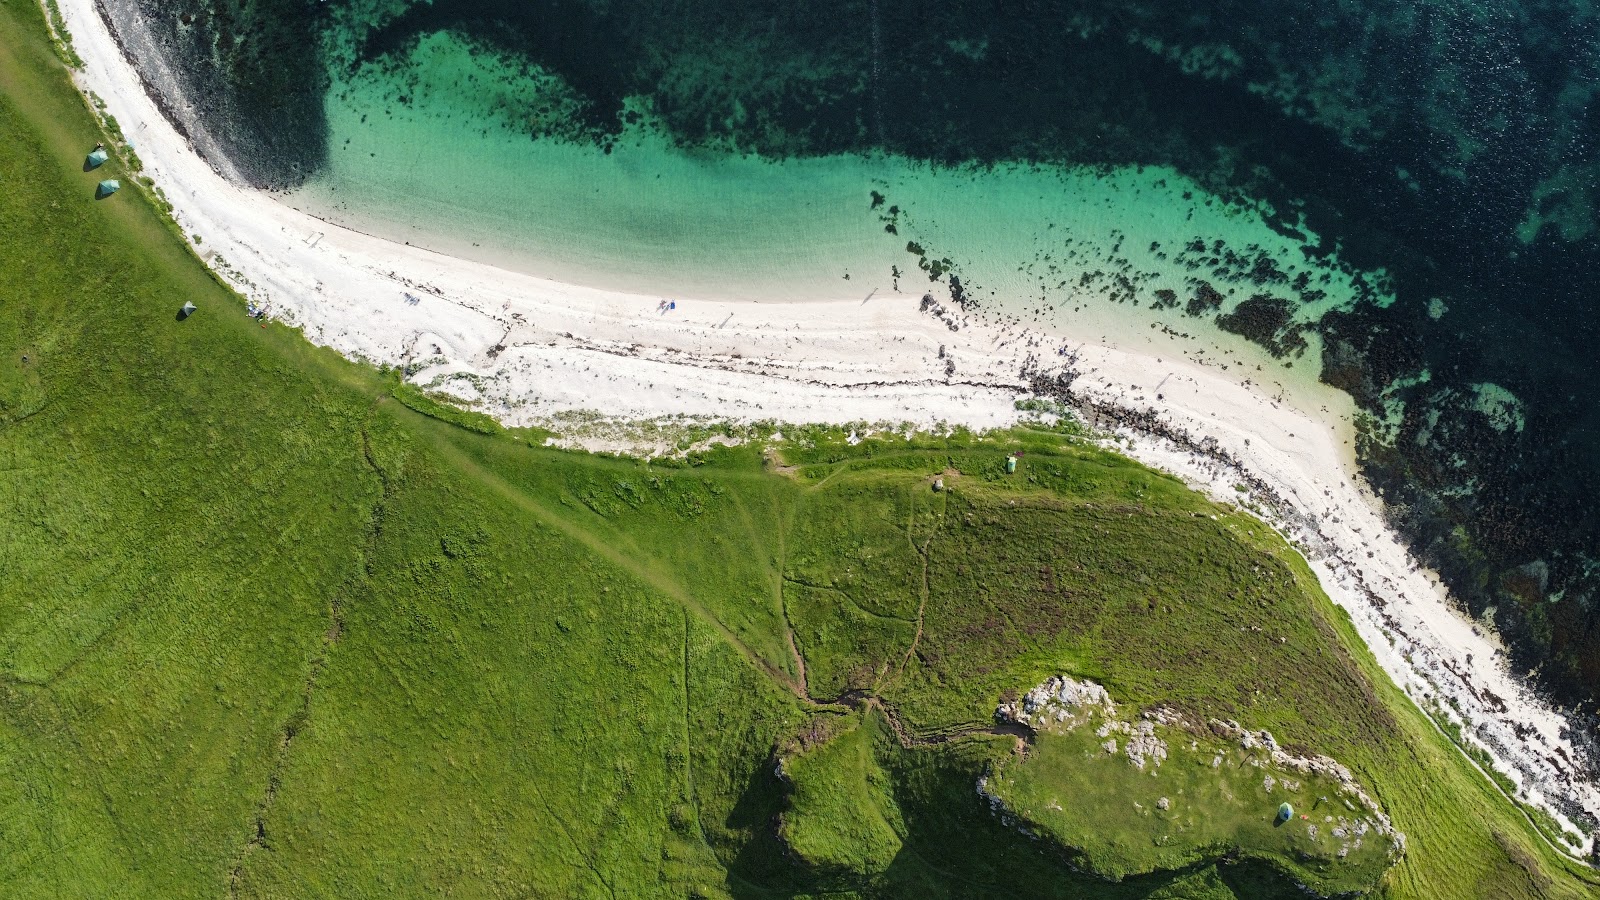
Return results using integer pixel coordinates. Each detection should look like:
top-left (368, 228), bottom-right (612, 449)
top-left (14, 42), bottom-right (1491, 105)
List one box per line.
top-left (3, 1), bottom-right (1599, 896)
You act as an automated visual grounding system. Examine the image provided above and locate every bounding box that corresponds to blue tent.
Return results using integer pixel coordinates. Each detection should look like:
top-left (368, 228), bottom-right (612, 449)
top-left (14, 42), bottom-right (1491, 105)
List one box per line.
top-left (86, 148), bottom-right (109, 169)
top-left (96, 179), bottom-right (120, 199)
top-left (1277, 802), bottom-right (1294, 823)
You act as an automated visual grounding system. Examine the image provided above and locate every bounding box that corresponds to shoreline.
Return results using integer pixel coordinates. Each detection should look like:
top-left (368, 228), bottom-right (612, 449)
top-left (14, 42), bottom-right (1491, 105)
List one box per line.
top-left (55, 0), bottom-right (1599, 855)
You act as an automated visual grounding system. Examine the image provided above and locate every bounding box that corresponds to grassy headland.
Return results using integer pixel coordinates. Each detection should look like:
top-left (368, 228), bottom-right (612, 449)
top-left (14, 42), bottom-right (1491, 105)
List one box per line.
top-left (2, 0), bottom-right (1598, 896)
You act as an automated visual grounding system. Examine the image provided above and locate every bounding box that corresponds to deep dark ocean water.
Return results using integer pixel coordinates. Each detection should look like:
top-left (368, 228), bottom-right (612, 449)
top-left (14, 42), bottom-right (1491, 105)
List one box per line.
top-left (115, 0), bottom-right (1600, 710)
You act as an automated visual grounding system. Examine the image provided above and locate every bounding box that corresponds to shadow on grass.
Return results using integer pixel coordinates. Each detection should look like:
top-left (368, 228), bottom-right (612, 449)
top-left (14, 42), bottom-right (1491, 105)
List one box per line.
top-left (717, 731), bottom-right (1325, 899)
top-left (723, 760), bottom-right (810, 899)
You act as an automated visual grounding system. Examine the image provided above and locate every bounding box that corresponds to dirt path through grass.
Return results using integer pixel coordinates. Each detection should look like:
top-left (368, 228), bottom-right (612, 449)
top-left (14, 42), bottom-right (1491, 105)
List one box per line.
top-left (418, 421), bottom-right (808, 697)
top-left (897, 486), bottom-right (946, 682)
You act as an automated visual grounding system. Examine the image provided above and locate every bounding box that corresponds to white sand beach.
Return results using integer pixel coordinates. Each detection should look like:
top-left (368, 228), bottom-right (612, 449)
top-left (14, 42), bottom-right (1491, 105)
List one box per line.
top-left (57, 0), bottom-right (1599, 853)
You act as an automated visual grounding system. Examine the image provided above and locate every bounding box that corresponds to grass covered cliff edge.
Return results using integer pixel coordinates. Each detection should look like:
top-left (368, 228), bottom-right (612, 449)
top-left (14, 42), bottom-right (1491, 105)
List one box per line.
top-left (2, 0), bottom-right (1598, 896)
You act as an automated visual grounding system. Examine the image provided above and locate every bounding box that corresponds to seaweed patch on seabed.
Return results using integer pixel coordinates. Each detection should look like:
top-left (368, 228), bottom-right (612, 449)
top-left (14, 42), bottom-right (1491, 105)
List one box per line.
top-left (97, 0), bottom-right (333, 187)
top-left (1019, 364), bottom-right (1600, 846)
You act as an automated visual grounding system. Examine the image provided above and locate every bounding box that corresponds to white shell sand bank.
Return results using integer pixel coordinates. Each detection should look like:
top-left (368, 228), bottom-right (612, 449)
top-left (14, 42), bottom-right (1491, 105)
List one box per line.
top-left (58, 0), bottom-right (1598, 853)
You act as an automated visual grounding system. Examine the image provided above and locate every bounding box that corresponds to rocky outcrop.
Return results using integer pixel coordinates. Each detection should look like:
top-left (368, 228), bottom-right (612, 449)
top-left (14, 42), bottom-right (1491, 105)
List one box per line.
top-left (993, 675), bottom-right (1405, 856)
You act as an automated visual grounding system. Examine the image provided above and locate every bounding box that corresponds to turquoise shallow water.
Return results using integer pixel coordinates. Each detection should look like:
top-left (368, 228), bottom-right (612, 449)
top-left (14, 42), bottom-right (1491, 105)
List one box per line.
top-left (289, 30), bottom-right (904, 299)
top-left (288, 29), bottom-right (1376, 407)
top-left (290, 54), bottom-right (908, 299)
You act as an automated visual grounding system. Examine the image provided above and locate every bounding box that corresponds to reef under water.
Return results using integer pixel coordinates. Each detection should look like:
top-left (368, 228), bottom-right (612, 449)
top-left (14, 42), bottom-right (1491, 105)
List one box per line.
top-left (102, 0), bottom-right (1600, 713)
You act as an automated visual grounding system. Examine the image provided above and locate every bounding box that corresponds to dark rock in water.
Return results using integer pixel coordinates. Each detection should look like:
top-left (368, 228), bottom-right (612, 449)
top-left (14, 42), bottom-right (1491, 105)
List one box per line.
top-left (948, 275), bottom-right (969, 308)
top-left (1150, 288), bottom-right (1179, 310)
top-left (1314, 304), bottom-right (1425, 414)
top-left (1216, 294), bottom-right (1306, 358)
top-left (1185, 282), bottom-right (1224, 318)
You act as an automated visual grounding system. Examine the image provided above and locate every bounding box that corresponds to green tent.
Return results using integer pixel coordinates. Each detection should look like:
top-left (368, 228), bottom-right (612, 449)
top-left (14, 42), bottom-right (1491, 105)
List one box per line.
top-left (178, 302), bottom-right (197, 319)
top-left (95, 179), bottom-right (120, 198)
top-left (1277, 802), bottom-right (1293, 823)
top-left (86, 148), bottom-right (109, 168)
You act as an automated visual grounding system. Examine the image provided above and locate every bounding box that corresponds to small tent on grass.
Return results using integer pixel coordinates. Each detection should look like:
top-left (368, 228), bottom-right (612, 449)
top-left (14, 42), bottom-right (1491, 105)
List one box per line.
top-left (86, 148), bottom-right (109, 169)
top-left (178, 302), bottom-right (197, 320)
top-left (95, 179), bottom-right (120, 199)
top-left (1277, 802), bottom-right (1294, 823)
